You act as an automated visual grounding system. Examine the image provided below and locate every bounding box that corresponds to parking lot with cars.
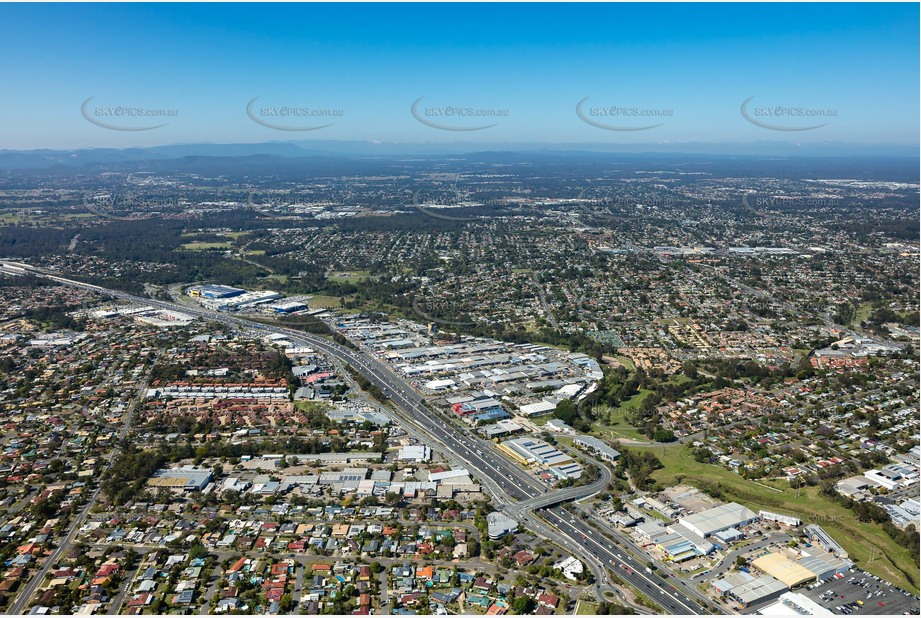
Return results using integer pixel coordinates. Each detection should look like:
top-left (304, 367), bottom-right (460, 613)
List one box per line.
top-left (800, 570), bottom-right (919, 615)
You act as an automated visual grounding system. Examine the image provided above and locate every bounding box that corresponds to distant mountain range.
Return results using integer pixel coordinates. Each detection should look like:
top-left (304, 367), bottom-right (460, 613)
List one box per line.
top-left (0, 140), bottom-right (917, 171)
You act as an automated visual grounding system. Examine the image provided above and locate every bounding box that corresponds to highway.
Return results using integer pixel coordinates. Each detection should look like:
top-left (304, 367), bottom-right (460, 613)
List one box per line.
top-left (542, 507), bottom-right (704, 615)
top-left (0, 261), bottom-right (708, 614)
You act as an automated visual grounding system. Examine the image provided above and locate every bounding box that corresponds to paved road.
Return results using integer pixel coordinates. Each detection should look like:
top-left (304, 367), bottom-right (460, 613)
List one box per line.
top-left (540, 507), bottom-right (705, 615)
top-left (109, 559), bottom-right (142, 614)
top-left (531, 272), bottom-right (560, 331)
top-left (378, 568), bottom-right (390, 614)
top-left (706, 533), bottom-right (791, 580)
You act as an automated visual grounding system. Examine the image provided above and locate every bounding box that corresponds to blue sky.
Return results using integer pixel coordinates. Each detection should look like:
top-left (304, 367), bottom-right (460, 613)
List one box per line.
top-left (0, 3), bottom-right (917, 150)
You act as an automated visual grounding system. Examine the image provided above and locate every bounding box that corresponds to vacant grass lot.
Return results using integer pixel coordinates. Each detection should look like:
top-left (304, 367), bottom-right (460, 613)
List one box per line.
top-left (327, 270), bottom-right (371, 283)
top-left (181, 241), bottom-right (232, 251)
top-left (590, 389), bottom-right (656, 442)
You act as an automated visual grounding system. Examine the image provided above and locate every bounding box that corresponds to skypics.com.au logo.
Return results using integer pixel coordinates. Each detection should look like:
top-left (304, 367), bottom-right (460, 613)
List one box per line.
top-left (246, 97), bottom-right (344, 131)
top-left (81, 97), bottom-right (178, 131)
top-left (576, 97), bottom-right (673, 131)
top-left (741, 96), bottom-right (837, 131)
top-left (742, 194), bottom-right (840, 210)
top-left (411, 97), bottom-right (508, 131)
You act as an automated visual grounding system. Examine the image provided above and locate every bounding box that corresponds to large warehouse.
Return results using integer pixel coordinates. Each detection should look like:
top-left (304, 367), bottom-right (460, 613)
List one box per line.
top-left (679, 502), bottom-right (758, 537)
top-left (194, 284), bottom-right (245, 299)
top-left (147, 465), bottom-right (214, 492)
top-left (498, 437), bottom-right (583, 479)
top-left (752, 551), bottom-right (853, 586)
top-left (725, 574), bottom-right (788, 608)
top-left (752, 553), bottom-right (816, 588)
top-left (499, 437), bottom-right (573, 467)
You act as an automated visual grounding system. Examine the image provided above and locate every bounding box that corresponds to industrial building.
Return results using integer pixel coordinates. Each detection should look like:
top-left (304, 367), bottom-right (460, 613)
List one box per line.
top-left (797, 554), bottom-right (852, 581)
top-left (573, 435), bottom-right (621, 461)
top-left (635, 521), bottom-right (669, 544)
top-left (724, 574), bottom-right (788, 608)
top-left (803, 524), bottom-right (848, 558)
top-left (518, 401), bottom-right (555, 417)
top-left (452, 398), bottom-right (504, 416)
top-left (757, 592), bottom-right (834, 616)
top-left (679, 502), bottom-right (758, 537)
top-left (271, 300), bottom-right (309, 314)
top-left (424, 378), bottom-right (456, 391)
top-left (752, 553), bottom-right (816, 588)
top-left (193, 284), bottom-right (245, 299)
top-left (544, 419), bottom-right (574, 434)
top-left (499, 437), bottom-right (572, 467)
top-left (207, 290), bottom-right (282, 311)
top-left (398, 445), bottom-right (431, 462)
top-left (486, 512), bottom-right (519, 540)
top-left (472, 408), bottom-right (510, 424)
top-left (656, 533), bottom-right (704, 562)
top-left (483, 419), bottom-right (524, 439)
top-left (759, 510), bottom-right (802, 526)
top-left (752, 551), bottom-right (852, 587)
top-left (147, 465), bottom-right (214, 492)
top-left (498, 437), bottom-right (583, 479)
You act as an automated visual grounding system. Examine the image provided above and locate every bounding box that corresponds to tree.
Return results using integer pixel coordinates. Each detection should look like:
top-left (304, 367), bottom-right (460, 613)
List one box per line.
top-left (511, 596), bottom-right (535, 614)
top-left (189, 543), bottom-right (209, 561)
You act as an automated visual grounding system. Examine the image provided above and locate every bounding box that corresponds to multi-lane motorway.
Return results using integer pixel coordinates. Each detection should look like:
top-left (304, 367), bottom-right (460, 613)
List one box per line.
top-left (0, 261), bottom-right (707, 614)
top-left (543, 507), bottom-right (705, 614)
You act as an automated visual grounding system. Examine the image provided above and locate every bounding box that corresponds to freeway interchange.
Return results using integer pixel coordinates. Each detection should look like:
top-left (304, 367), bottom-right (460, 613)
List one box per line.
top-left (1, 261), bottom-right (709, 615)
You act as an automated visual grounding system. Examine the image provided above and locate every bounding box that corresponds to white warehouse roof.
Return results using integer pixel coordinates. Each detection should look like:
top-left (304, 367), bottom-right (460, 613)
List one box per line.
top-left (679, 502), bottom-right (758, 537)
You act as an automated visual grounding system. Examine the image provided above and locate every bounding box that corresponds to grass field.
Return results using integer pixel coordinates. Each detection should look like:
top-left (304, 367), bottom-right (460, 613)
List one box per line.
top-left (307, 295), bottom-right (344, 309)
top-left (0, 212), bottom-right (25, 222)
top-left (327, 270), bottom-right (371, 283)
top-left (635, 443), bottom-right (919, 593)
top-left (590, 389), bottom-right (656, 442)
top-left (181, 241), bottom-right (232, 251)
top-left (609, 354), bottom-right (636, 371)
top-left (574, 600), bottom-right (597, 615)
top-left (854, 303), bottom-right (874, 326)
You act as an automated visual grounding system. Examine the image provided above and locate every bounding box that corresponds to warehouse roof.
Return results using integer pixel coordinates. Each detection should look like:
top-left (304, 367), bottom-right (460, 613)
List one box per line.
top-left (752, 553), bottom-right (816, 588)
top-left (730, 574), bottom-right (788, 605)
top-left (679, 502), bottom-right (758, 536)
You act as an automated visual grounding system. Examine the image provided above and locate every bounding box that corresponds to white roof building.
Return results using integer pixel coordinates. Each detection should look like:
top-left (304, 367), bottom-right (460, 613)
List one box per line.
top-left (679, 502), bottom-right (758, 538)
top-left (519, 401), bottom-right (555, 416)
top-left (398, 445), bottom-right (431, 462)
